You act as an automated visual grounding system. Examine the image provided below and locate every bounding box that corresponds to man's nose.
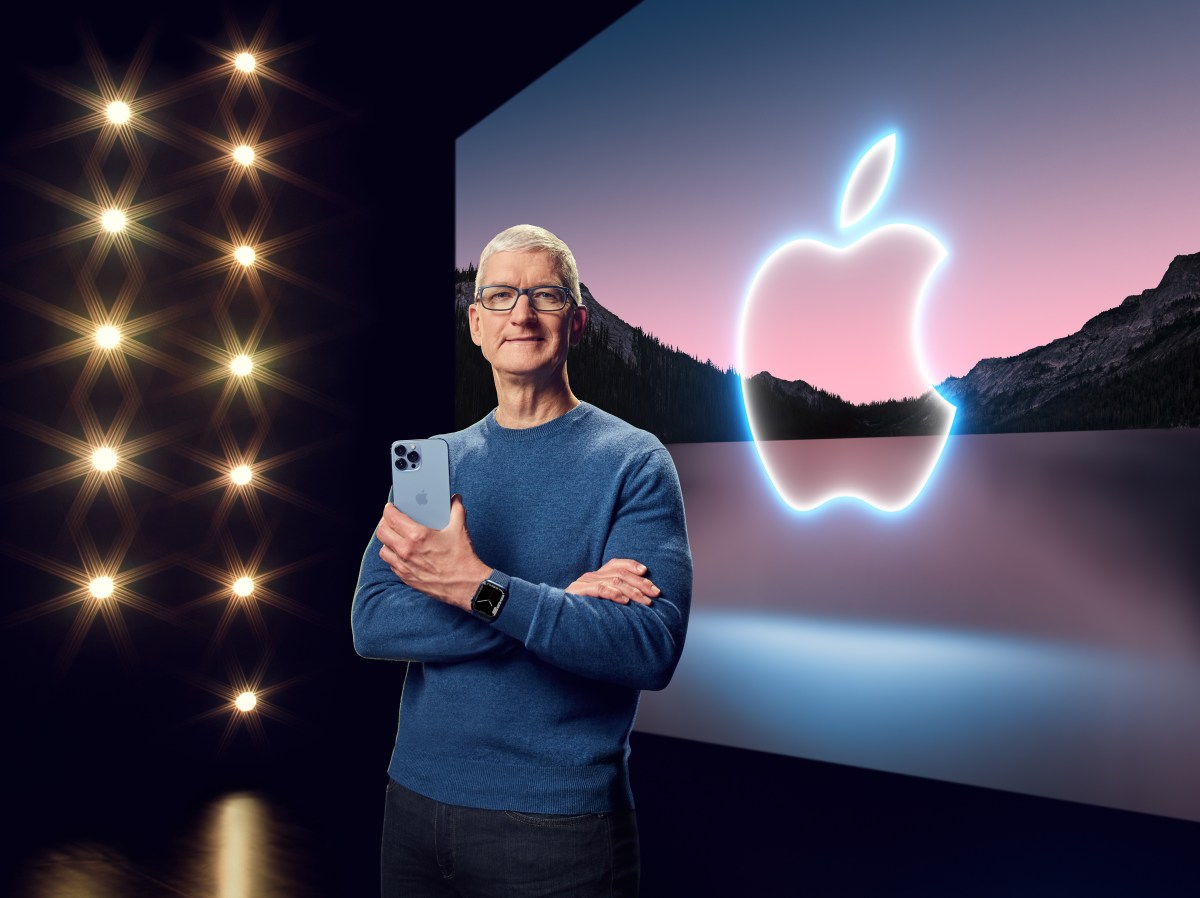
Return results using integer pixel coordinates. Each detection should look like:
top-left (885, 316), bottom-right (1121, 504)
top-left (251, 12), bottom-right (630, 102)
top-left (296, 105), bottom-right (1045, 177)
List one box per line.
top-left (510, 292), bottom-right (538, 321)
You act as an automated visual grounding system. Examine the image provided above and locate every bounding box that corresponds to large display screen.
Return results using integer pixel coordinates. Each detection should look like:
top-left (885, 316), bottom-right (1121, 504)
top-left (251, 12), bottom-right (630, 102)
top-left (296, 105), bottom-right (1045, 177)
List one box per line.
top-left (455, 0), bottom-right (1200, 821)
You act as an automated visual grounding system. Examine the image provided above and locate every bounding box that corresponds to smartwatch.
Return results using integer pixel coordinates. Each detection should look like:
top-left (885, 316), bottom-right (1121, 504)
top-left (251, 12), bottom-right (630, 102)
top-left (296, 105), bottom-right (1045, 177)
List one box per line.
top-left (471, 576), bottom-right (508, 621)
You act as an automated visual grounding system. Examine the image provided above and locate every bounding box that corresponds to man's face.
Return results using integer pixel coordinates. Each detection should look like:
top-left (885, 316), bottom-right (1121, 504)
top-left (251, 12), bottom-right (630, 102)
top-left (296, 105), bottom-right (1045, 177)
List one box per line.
top-left (469, 250), bottom-right (586, 382)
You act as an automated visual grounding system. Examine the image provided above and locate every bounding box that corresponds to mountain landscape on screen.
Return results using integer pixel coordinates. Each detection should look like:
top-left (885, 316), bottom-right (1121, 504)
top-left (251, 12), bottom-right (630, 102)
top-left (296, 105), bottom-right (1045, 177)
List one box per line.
top-left (454, 251), bottom-right (1200, 442)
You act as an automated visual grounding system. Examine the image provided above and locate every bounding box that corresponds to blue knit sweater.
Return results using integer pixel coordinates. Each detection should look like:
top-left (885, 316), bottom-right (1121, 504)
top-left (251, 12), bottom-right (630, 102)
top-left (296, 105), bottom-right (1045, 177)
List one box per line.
top-left (352, 402), bottom-right (692, 813)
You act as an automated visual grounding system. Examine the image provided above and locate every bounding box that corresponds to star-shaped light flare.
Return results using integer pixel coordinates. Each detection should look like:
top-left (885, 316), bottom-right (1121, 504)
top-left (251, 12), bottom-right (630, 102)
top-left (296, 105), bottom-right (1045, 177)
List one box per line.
top-left (158, 318), bottom-right (351, 421)
top-left (1, 536), bottom-right (174, 671)
top-left (175, 532), bottom-right (326, 648)
top-left (186, 650), bottom-right (304, 753)
top-left (170, 435), bottom-right (344, 539)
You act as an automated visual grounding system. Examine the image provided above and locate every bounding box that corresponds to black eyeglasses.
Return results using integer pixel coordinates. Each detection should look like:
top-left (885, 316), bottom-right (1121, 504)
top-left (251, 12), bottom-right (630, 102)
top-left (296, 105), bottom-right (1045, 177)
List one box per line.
top-left (475, 285), bottom-right (574, 312)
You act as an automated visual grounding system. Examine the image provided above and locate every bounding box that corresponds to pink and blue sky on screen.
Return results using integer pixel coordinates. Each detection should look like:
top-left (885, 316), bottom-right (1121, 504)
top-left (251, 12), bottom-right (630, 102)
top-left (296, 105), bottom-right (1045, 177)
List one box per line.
top-left (456, 0), bottom-right (1199, 400)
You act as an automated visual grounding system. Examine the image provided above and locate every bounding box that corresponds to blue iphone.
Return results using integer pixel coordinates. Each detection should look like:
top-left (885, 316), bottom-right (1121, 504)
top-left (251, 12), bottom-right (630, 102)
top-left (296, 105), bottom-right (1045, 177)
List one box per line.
top-left (390, 438), bottom-right (451, 530)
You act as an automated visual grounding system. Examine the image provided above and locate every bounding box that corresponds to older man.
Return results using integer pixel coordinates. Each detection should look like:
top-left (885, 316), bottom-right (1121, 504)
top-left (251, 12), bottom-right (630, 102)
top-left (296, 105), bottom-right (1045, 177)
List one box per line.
top-left (352, 224), bottom-right (692, 897)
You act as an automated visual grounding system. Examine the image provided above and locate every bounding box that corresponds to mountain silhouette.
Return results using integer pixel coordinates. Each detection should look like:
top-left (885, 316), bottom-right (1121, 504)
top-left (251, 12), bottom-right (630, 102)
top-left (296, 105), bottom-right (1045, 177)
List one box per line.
top-left (454, 252), bottom-right (1200, 441)
top-left (938, 251), bottom-right (1200, 433)
top-left (453, 270), bottom-right (746, 442)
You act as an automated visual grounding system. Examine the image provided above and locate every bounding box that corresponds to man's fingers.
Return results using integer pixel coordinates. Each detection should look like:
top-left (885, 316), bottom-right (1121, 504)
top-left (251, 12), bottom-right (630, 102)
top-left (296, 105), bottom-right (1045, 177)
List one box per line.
top-left (602, 558), bottom-right (648, 576)
top-left (580, 571), bottom-right (657, 593)
top-left (578, 576), bottom-right (651, 605)
top-left (608, 575), bottom-right (653, 605)
top-left (564, 558), bottom-right (660, 605)
top-left (448, 494), bottom-right (466, 530)
top-left (381, 506), bottom-right (421, 551)
top-left (377, 544), bottom-right (405, 580)
top-left (596, 580), bottom-right (631, 604)
top-left (600, 586), bottom-right (630, 605)
top-left (383, 502), bottom-right (415, 527)
top-left (579, 570), bottom-right (657, 602)
top-left (599, 571), bottom-right (658, 598)
top-left (383, 503), bottom-right (443, 546)
top-left (376, 520), bottom-right (398, 547)
top-left (598, 560), bottom-right (658, 596)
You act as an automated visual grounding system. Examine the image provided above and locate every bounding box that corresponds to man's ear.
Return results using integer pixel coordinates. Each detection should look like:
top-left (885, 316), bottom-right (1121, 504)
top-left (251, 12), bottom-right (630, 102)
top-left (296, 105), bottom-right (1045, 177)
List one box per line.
top-left (468, 303), bottom-right (483, 347)
top-left (568, 305), bottom-right (588, 347)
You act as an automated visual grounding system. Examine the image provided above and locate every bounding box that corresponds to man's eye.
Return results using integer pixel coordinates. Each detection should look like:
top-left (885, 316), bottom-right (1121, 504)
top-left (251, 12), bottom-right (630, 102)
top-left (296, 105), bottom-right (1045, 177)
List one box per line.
top-left (490, 289), bottom-right (515, 300)
top-left (533, 289), bottom-right (564, 305)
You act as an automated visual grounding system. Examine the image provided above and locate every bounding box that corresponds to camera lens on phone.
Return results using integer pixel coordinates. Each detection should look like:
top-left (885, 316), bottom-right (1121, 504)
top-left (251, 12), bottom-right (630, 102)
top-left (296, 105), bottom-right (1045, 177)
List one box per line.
top-left (407, 450), bottom-right (421, 464)
top-left (394, 445), bottom-right (406, 458)
top-left (395, 458), bottom-right (408, 470)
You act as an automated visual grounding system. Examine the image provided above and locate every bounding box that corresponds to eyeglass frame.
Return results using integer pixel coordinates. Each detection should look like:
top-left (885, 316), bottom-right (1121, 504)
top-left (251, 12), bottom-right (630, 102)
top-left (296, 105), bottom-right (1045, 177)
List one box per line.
top-left (474, 284), bottom-right (576, 312)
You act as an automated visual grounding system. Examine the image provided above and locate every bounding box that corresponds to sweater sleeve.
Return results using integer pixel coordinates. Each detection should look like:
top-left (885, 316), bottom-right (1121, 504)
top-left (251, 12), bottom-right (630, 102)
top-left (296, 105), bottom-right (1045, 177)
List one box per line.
top-left (351, 517), bottom-right (519, 663)
top-left (488, 447), bottom-right (692, 691)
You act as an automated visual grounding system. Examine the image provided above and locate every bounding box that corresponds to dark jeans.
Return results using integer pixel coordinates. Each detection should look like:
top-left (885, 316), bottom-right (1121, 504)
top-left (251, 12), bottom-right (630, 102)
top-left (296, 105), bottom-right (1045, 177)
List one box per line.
top-left (381, 778), bottom-right (640, 898)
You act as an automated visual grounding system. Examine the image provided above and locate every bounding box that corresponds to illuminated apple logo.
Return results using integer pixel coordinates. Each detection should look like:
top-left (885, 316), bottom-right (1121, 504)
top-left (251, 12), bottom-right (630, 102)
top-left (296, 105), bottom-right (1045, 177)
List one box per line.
top-left (738, 133), bottom-right (956, 512)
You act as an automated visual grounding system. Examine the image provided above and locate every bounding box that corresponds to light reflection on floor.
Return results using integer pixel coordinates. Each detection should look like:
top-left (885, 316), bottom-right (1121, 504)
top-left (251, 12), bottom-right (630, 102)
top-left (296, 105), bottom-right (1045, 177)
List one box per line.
top-left (15, 844), bottom-right (140, 898)
top-left (15, 792), bottom-right (310, 898)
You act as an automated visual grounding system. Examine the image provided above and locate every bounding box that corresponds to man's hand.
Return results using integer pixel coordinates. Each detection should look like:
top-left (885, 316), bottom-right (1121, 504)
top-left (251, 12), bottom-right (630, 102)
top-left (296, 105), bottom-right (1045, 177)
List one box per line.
top-left (376, 496), bottom-right (492, 612)
top-left (565, 558), bottom-right (660, 606)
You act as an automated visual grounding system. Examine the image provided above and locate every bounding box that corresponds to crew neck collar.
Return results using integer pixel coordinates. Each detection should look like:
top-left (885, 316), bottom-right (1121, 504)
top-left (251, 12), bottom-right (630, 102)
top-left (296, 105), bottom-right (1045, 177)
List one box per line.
top-left (485, 401), bottom-right (592, 441)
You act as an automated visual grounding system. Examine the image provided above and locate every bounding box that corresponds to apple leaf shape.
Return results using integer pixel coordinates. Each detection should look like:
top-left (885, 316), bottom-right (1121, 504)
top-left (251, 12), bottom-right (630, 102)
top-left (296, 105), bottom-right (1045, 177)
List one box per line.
top-left (839, 133), bottom-right (896, 229)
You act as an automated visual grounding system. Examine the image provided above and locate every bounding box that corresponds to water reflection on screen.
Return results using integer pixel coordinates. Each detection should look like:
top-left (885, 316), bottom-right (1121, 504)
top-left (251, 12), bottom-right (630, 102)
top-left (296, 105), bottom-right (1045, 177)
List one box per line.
top-left (636, 430), bottom-right (1200, 822)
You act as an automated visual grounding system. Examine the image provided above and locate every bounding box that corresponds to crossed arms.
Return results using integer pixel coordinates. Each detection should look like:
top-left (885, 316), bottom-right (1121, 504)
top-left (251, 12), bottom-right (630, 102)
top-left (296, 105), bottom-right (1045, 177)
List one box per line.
top-left (351, 448), bottom-right (692, 691)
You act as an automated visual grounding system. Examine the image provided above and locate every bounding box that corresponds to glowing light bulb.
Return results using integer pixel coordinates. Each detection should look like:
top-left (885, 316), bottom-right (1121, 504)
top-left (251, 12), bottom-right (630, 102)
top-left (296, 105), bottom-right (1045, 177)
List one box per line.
top-left (232, 145), bottom-right (255, 166)
top-left (233, 576), bottom-right (254, 597)
top-left (101, 209), bottom-right (126, 232)
top-left (106, 101), bottom-right (131, 125)
top-left (234, 246), bottom-right (255, 266)
top-left (230, 464), bottom-right (252, 486)
top-left (234, 52), bottom-right (256, 72)
top-left (96, 325), bottom-right (121, 349)
top-left (89, 576), bottom-right (115, 599)
top-left (235, 691), bottom-right (257, 712)
top-left (231, 355), bottom-right (253, 377)
top-left (92, 447), bottom-right (118, 471)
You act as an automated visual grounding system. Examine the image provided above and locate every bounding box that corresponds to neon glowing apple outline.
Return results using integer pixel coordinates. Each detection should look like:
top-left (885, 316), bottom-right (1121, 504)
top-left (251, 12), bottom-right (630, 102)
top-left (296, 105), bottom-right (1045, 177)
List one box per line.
top-left (737, 132), bottom-right (956, 513)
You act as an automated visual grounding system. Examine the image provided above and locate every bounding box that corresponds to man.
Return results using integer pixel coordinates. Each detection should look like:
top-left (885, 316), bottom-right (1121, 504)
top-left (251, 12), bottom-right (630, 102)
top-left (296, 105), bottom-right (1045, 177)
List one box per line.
top-left (352, 224), bottom-right (692, 897)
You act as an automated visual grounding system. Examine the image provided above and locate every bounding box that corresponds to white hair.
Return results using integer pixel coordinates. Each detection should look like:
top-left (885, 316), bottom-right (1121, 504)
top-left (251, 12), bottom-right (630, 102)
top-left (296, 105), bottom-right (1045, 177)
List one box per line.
top-left (475, 224), bottom-right (583, 306)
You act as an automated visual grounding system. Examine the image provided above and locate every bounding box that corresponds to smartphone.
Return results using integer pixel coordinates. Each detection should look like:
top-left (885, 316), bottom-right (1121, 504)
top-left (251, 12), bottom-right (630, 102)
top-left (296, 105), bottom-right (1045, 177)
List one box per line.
top-left (390, 438), bottom-right (451, 530)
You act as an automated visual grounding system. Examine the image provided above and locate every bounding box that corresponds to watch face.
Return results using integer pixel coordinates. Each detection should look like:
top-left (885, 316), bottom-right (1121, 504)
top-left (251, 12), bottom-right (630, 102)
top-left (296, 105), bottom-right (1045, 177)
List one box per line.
top-left (473, 581), bottom-right (506, 619)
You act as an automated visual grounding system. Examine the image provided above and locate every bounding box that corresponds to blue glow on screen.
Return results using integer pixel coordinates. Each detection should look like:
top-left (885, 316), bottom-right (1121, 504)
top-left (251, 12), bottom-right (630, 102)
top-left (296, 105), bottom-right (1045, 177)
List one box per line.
top-left (637, 611), bottom-right (1200, 819)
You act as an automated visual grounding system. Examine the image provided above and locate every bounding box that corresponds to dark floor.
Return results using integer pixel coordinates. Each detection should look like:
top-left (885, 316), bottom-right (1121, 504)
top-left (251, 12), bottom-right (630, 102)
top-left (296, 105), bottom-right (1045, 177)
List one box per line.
top-left (6, 646), bottom-right (1199, 898)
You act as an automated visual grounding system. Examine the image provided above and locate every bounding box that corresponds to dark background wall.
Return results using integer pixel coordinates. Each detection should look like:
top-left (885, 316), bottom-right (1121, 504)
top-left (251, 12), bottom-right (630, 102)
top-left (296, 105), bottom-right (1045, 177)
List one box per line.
top-left (1, 2), bottom-right (1196, 895)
